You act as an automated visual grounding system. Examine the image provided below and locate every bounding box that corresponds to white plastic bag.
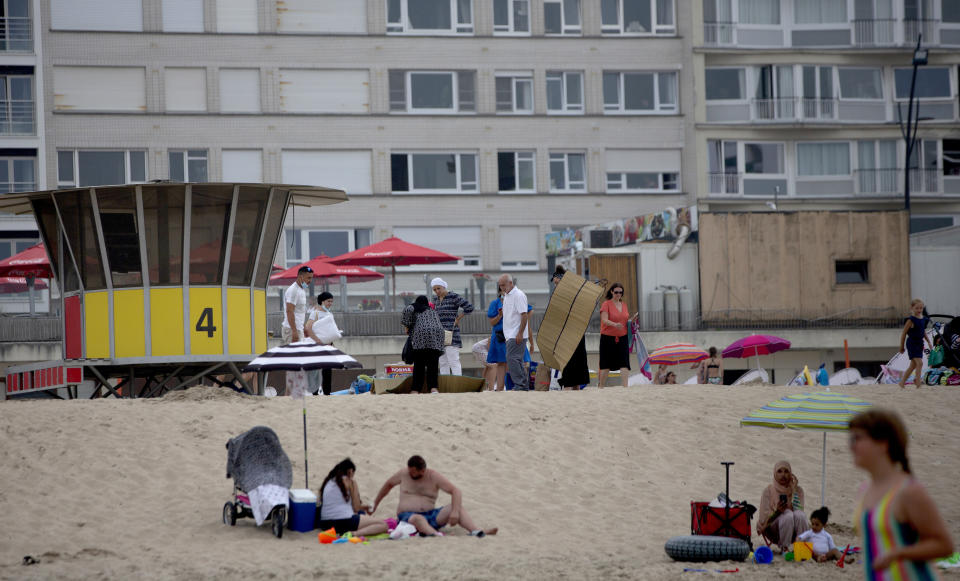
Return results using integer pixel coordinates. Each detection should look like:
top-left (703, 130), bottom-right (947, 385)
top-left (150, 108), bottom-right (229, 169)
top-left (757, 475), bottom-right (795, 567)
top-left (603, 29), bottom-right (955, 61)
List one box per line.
top-left (311, 313), bottom-right (342, 344)
top-left (389, 521), bottom-right (418, 540)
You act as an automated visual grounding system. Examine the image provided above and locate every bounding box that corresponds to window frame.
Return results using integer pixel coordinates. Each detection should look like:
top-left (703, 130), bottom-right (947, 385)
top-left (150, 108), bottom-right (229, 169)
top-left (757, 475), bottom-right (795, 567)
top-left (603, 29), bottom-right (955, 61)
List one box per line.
top-left (495, 71), bottom-right (534, 114)
top-left (56, 149), bottom-right (148, 188)
top-left (391, 151), bottom-right (479, 194)
top-left (704, 67), bottom-right (747, 102)
top-left (834, 259), bottom-right (869, 285)
top-left (493, 0), bottom-right (530, 35)
top-left (549, 151), bottom-right (587, 193)
top-left (603, 71), bottom-right (678, 114)
top-left (0, 156), bottom-right (36, 193)
top-left (499, 225), bottom-right (540, 270)
top-left (741, 141), bottom-right (786, 176)
top-left (606, 171), bottom-right (679, 193)
top-left (893, 66), bottom-right (954, 101)
top-left (168, 149), bottom-right (209, 182)
top-left (543, 0), bottom-right (581, 35)
top-left (387, 0), bottom-right (474, 35)
top-left (402, 70), bottom-right (475, 114)
top-left (601, 0), bottom-right (675, 36)
top-left (497, 150), bottom-right (536, 193)
top-left (284, 228), bottom-right (367, 268)
top-left (836, 67), bottom-right (884, 101)
top-left (795, 141), bottom-right (852, 179)
top-left (546, 70), bottom-right (584, 115)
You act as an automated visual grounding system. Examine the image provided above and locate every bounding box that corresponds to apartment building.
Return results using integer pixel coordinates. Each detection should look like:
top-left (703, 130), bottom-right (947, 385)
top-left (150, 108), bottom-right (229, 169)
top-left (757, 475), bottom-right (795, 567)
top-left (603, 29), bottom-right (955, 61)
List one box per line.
top-left (0, 0), bottom-right (46, 313)
top-left (36, 0), bottom-right (694, 310)
top-left (692, 0), bottom-right (960, 234)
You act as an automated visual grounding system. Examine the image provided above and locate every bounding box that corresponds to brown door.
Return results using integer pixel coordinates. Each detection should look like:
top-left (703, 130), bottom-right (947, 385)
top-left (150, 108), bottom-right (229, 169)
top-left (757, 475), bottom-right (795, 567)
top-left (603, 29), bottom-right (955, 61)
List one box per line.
top-left (587, 255), bottom-right (639, 314)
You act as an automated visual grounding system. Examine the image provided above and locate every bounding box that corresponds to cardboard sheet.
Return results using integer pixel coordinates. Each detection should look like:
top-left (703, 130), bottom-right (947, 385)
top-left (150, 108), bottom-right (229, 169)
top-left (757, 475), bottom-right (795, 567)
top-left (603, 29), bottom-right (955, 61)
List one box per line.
top-left (536, 271), bottom-right (604, 370)
top-left (374, 375), bottom-right (485, 395)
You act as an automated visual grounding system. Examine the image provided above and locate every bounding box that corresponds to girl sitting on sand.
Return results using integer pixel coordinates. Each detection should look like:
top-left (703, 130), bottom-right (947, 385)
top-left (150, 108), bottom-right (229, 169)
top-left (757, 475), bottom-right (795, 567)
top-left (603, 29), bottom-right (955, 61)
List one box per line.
top-left (797, 507), bottom-right (854, 563)
top-left (318, 458), bottom-right (390, 537)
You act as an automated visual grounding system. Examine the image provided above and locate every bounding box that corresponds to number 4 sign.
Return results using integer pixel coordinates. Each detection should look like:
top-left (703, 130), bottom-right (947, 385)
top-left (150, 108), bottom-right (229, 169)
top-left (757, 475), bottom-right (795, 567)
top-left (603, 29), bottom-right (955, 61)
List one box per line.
top-left (189, 288), bottom-right (223, 355)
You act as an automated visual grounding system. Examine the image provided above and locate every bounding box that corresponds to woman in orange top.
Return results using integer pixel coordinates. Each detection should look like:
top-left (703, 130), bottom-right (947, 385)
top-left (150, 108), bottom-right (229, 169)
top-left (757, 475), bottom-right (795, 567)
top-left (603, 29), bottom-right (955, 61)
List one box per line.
top-left (599, 282), bottom-right (637, 388)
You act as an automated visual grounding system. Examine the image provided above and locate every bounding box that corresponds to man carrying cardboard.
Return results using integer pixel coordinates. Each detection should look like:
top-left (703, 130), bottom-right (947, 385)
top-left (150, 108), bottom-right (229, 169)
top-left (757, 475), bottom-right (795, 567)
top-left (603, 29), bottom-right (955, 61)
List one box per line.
top-left (370, 455), bottom-right (497, 537)
top-left (498, 273), bottom-right (529, 390)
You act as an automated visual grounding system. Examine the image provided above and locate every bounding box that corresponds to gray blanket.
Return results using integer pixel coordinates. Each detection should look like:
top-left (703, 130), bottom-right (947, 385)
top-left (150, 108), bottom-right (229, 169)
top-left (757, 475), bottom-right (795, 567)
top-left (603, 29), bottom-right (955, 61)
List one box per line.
top-left (225, 426), bottom-right (293, 492)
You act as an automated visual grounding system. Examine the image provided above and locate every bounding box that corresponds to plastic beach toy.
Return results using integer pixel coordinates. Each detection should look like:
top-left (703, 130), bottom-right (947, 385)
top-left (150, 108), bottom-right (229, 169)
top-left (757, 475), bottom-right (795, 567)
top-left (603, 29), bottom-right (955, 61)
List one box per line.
top-left (318, 527), bottom-right (338, 544)
top-left (754, 546), bottom-right (773, 564)
top-left (793, 542), bottom-right (813, 561)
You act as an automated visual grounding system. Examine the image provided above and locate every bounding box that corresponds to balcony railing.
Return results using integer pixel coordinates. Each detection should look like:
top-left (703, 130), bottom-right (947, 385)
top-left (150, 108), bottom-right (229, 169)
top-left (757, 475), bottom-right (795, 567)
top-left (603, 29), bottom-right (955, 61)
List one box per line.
top-left (706, 18), bottom-right (949, 48)
top-left (751, 98), bottom-right (837, 122)
top-left (908, 167), bottom-right (941, 194)
top-left (855, 168), bottom-right (900, 195)
top-left (0, 17), bottom-right (32, 52)
top-left (903, 19), bottom-right (938, 45)
top-left (0, 99), bottom-right (35, 135)
top-left (708, 172), bottom-right (740, 195)
top-left (703, 21), bottom-right (735, 45)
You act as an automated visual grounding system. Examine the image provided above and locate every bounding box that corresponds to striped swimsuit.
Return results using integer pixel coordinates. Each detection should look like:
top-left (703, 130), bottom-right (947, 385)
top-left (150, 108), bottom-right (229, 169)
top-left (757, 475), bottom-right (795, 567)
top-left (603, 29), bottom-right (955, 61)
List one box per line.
top-left (859, 477), bottom-right (937, 581)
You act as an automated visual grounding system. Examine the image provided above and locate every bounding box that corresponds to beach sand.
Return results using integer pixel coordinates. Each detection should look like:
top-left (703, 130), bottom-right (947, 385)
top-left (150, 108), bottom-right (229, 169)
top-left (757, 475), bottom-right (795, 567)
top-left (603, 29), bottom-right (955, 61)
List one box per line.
top-left (1, 383), bottom-right (958, 580)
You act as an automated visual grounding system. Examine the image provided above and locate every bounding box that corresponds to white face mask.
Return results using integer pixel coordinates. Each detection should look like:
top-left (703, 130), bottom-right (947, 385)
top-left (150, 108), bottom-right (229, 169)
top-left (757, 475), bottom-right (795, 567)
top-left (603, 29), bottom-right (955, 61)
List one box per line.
top-left (300, 280), bottom-right (309, 290)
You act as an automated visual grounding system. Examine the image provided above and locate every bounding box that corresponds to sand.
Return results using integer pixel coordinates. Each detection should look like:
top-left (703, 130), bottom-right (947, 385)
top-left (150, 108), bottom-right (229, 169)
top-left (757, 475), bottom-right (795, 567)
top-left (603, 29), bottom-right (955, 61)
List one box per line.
top-left (1, 383), bottom-right (958, 580)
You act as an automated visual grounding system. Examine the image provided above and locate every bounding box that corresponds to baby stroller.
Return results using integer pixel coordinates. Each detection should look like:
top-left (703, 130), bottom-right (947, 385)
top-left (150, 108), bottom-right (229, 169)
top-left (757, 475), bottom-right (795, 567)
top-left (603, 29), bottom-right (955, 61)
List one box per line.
top-left (925, 315), bottom-right (960, 385)
top-left (223, 426), bottom-right (293, 538)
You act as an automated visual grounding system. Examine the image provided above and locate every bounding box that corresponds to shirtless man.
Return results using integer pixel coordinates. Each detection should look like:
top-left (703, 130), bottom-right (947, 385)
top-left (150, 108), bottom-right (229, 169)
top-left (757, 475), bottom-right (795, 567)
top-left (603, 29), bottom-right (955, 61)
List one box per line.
top-left (369, 455), bottom-right (497, 538)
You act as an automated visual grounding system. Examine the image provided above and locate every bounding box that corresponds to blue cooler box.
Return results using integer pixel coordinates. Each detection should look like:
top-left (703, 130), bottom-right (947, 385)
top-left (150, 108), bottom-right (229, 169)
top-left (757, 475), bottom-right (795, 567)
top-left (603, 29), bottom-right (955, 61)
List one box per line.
top-left (289, 489), bottom-right (317, 532)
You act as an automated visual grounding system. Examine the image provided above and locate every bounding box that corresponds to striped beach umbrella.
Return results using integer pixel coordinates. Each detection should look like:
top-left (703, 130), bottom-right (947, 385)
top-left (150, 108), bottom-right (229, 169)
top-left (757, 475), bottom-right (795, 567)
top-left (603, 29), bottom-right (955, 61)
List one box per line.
top-left (647, 343), bottom-right (710, 366)
top-left (741, 391), bottom-right (873, 505)
top-left (242, 341), bottom-right (362, 373)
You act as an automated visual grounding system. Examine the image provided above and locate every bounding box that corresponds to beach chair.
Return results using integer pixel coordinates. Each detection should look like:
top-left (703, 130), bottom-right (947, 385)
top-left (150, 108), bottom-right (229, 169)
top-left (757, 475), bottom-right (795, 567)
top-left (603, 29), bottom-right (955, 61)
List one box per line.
top-left (691, 462), bottom-right (755, 550)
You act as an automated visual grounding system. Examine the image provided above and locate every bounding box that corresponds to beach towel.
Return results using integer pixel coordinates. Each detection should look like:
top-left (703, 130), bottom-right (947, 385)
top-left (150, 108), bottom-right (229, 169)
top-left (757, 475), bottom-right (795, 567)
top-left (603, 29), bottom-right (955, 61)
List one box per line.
top-left (247, 484), bottom-right (290, 526)
top-left (226, 426), bottom-right (293, 493)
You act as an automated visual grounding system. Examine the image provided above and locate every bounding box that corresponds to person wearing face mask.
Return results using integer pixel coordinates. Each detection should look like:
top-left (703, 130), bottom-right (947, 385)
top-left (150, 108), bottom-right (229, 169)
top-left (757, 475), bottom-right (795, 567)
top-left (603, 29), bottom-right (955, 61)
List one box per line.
top-left (282, 266), bottom-right (313, 344)
top-left (431, 277), bottom-right (474, 376)
top-left (305, 291), bottom-right (336, 395)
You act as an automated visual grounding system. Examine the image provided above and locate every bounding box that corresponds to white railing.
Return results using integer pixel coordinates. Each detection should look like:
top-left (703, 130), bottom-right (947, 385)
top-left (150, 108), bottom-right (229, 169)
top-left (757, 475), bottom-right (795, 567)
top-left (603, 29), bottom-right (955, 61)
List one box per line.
top-left (752, 98), bottom-right (837, 122)
top-left (704, 18), bottom-right (944, 49)
top-left (855, 168), bottom-right (900, 195)
top-left (0, 17), bottom-right (32, 52)
top-left (852, 19), bottom-right (896, 47)
top-left (0, 99), bottom-right (35, 135)
top-left (708, 172), bottom-right (740, 194)
top-left (703, 21), bottom-right (735, 45)
top-left (903, 19), bottom-right (938, 45)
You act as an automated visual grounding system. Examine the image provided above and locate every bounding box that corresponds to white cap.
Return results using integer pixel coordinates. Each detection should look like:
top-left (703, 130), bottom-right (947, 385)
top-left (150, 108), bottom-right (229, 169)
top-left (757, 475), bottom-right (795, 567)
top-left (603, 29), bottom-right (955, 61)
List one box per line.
top-left (430, 277), bottom-right (448, 289)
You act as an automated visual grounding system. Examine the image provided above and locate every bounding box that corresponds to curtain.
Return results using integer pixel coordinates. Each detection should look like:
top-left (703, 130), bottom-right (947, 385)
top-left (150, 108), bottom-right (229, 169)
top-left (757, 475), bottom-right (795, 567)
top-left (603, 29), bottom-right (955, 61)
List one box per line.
top-left (857, 141), bottom-right (876, 192)
top-left (658, 72), bottom-right (677, 109)
top-left (797, 143), bottom-right (850, 176)
top-left (738, 0), bottom-right (778, 24)
top-left (795, 0), bottom-right (846, 24)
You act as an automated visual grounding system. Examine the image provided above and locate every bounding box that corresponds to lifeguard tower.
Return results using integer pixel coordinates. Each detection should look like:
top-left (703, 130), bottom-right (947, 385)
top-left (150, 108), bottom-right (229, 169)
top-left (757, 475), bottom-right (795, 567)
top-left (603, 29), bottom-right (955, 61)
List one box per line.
top-left (1, 182), bottom-right (346, 398)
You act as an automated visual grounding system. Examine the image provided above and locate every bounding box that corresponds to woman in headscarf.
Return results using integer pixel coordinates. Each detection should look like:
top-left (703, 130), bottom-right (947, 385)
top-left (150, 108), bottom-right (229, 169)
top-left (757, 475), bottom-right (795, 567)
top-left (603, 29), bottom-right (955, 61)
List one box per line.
top-left (551, 266), bottom-right (589, 390)
top-left (401, 295), bottom-right (445, 394)
top-left (757, 460), bottom-right (810, 552)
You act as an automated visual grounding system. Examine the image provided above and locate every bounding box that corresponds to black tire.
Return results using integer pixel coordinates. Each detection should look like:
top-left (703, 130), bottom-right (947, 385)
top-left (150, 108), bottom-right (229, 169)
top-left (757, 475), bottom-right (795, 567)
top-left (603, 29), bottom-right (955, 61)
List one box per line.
top-left (664, 535), bottom-right (750, 563)
top-left (272, 507), bottom-right (286, 539)
top-left (222, 502), bottom-right (237, 526)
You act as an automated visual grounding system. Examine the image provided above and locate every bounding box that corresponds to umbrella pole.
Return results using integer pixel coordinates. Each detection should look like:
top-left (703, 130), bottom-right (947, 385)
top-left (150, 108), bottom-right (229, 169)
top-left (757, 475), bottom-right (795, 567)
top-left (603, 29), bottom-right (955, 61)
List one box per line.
top-left (392, 264), bottom-right (397, 312)
top-left (821, 432), bottom-right (827, 507)
top-left (302, 403), bottom-right (309, 489)
top-left (383, 270), bottom-right (390, 312)
top-left (27, 275), bottom-right (35, 317)
top-left (339, 275), bottom-right (347, 313)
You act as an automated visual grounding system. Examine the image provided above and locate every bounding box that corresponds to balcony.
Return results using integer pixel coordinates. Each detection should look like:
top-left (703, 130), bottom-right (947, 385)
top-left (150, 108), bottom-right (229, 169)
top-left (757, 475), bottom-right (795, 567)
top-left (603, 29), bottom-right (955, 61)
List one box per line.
top-left (704, 18), bottom-right (960, 49)
top-left (0, 98), bottom-right (35, 135)
top-left (710, 168), bottom-right (960, 198)
top-left (0, 17), bottom-right (32, 52)
top-left (752, 98), bottom-right (837, 122)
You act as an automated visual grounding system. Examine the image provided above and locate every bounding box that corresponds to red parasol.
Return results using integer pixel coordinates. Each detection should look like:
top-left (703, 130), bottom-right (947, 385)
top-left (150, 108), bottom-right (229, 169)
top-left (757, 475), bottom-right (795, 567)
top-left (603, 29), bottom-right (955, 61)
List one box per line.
top-left (269, 255), bottom-right (384, 285)
top-left (0, 242), bottom-right (53, 278)
top-left (0, 276), bottom-right (49, 293)
top-left (327, 237), bottom-right (459, 310)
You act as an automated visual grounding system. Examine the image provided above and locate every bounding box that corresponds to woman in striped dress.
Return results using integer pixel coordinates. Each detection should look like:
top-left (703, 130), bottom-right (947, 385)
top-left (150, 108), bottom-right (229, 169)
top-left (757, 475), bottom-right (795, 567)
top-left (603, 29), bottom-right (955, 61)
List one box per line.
top-left (850, 409), bottom-right (953, 580)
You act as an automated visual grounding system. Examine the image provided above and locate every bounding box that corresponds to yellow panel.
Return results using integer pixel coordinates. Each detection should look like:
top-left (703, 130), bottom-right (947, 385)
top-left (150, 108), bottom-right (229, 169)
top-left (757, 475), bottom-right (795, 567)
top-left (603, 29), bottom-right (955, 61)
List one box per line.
top-left (189, 287), bottom-right (223, 355)
top-left (254, 289), bottom-right (266, 354)
top-left (84, 291), bottom-right (109, 359)
top-left (227, 288), bottom-right (252, 355)
top-left (114, 289), bottom-right (145, 358)
top-left (150, 288), bottom-right (184, 356)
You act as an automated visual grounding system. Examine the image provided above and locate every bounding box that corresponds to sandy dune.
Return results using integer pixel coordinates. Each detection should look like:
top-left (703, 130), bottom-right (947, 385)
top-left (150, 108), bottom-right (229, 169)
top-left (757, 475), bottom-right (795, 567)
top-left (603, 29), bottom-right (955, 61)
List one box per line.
top-left (1, 383), bottom-right (958, 580)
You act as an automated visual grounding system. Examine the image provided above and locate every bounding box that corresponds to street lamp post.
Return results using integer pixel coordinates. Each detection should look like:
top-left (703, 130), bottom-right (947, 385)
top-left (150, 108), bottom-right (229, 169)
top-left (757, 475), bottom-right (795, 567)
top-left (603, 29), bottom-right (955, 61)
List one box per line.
top-left (899, 35), bottom-right (928, 212)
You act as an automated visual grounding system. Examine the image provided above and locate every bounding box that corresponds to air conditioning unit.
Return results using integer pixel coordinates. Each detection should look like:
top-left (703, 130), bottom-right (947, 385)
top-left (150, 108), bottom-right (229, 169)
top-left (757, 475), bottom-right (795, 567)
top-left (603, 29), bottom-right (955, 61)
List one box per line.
top-left (590, 229), bottom-right (614, 248)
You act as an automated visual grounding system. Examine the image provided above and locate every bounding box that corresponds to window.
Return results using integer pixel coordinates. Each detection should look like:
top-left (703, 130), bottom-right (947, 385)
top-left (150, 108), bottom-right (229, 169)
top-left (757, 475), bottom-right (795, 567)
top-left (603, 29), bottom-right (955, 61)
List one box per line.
top-left (285, 229), bottom-right (368, 267)
top-left (390, 152), bottom-right (477, 193)
top-left (603, 71), bottom-right (677, 113)
top-left (549, 152), bottom-right (586, 192)
top-left (53, 67), bottom-right (146, 112)
top-left (705, 68), bottom-right (745, 100)
top-left (944, 139), bottom-right (960, 176)
top-left (498, 151), bottom-right (535, 192)
top-left (165, 68), bottom-right (206, 112)
top-left (605, 149), bottom-right (680, 193)
top-left (500, 226), bottom-right (539, 269)
top-left (601, 0), bottom-right (674, 34)
top-left (0, 157), bottom-right (35, 193)
top-left (796, 142), bottom-right (850, 176)
top-left (0, 75), bottom-right (34, 134)
top-left (0, 237), bottom-right (37, 261)
top-left (546, 71), bottom-right (583, 114)
top-left (945, 0), bottom-right (960, 23)
top-left (894, 67), bottom-right (952, 100)
top-left (222, 150), bottom-right (262, 182)
top-left (738, 0), bottom-right (779, 24)
top-left (493, 0), bottom-right (529, 34)
top-left (801, 65), bottom-right (835, 118)
top-left (495, 72), bottom-right (533, 113)
top-left (838, 68), bottom-right (883, 99)
top-left (57, 150), bottom-right (147, 187)
top-left (544, 0), bottom-right (580, 34)
top-left (219, 69), bottom-right (260, 112)
top-left (277, 0), bottom-right (367, 33)
top-left (1, 0), bottom-right (31, 51)
top-left (387, 0), bottom-right (473, 34)
top-left (216, 0), bottom-right (257, 33)
top-left (169, 150), bottom-right (208, 182)
top-left (857, 140), bottom-right (898, 193)
top-left (162, 0), bottom-right (204, 32)
top-left (835, 260), bottom-right (868, 284)
top-left (282, 150), bottom-right (373, 195)
top-left (393, 226), bottom-right (480, 268)
top-left (794, 0), bottom-right (846, 24)
top-left (743, 143), bottom-right (784, 174)
top-left (389, 71), bottom-right (475, 113)
top-left (50, 0), bottom-right (142, 31)
top-left (278, 69), bottom-right (369, 113)
top-left (911, 216), bottom-right (956, 233)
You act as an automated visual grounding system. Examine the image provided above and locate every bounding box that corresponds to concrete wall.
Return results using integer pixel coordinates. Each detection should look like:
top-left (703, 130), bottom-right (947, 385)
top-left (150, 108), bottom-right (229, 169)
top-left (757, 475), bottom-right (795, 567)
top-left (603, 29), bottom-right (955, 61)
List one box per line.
top-left (910, 247), bottom-right (960, 315)
top-left (637, 242), bottom-right (699, 312)
top-left (698, 211), bottom-right (910, 320)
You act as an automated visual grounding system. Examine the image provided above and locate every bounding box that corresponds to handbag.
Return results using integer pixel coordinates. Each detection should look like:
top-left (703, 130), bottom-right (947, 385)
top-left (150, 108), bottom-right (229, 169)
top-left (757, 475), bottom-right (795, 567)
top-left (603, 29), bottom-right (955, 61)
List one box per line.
top-left (402, 334), bottom-right (414, 364)
top-left (495, 330), bottom-right (506, 343)
top-left (443, 330), bottom-right (453, 346)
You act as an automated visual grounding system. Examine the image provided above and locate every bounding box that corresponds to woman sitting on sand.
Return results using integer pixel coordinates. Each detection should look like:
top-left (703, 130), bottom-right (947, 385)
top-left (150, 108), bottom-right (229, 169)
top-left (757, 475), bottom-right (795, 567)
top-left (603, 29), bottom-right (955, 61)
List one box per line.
top-left (318, 458), bottom-right (390, 537)
top-left (757, 460), bottom-right (810, 552)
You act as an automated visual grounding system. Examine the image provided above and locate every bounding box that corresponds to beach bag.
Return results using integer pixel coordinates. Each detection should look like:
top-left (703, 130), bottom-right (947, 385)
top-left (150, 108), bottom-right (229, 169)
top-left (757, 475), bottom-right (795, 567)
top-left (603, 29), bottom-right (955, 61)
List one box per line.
top-left (401, 335), bottom-right (413, 364)
top-left (444, 330), bottom-right (453, 346)
top-left (311, 313), bottom-right (342, 344)
top-left (928, 345), bottom-right (944, 368)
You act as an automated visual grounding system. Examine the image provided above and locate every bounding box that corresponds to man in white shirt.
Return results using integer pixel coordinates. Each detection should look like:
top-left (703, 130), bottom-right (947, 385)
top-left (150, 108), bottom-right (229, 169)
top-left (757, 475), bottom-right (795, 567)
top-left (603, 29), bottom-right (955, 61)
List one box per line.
top-left (282, 266), bottom-right (313, 344)
top-left (498, 274), bottom-right (529, 391)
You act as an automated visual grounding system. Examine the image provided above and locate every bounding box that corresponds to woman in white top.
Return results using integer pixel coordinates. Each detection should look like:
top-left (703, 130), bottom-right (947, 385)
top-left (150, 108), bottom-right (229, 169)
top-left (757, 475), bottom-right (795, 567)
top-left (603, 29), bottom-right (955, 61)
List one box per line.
top-left (318, 458), bottom-right (389, 536)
